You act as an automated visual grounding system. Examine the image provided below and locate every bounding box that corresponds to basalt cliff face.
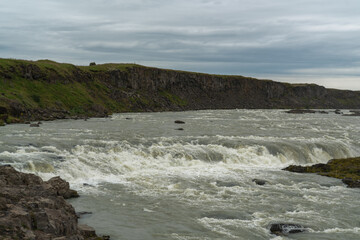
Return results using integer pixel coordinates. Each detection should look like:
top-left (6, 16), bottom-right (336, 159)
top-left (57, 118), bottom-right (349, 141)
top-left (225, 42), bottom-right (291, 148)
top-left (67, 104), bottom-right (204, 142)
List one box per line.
top-left (0, 59), bottom-right (359, 123)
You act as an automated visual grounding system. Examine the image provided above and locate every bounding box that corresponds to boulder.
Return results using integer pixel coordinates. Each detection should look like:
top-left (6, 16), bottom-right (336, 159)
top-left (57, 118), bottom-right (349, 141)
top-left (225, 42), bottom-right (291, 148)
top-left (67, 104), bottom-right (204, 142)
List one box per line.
top-left (46, 176), bottom-right (79, 199)
top-left (0, 165), bottom-right (105, 239)
top-left (270, 223), bottom-right (307, 235)
top-left (30, 123), bottom-right (40, 127)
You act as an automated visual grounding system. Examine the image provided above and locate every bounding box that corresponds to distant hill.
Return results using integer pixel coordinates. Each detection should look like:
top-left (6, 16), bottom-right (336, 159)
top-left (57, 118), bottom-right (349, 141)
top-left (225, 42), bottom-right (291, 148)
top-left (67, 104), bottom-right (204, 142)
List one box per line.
top-left (0, 58), bottom-right (359, 124)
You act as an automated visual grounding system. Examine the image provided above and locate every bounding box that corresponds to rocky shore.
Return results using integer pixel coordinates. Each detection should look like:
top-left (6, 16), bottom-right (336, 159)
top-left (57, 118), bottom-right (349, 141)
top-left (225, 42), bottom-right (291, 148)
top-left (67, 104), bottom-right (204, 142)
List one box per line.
top-left (283, 157), bottom-right (360, 188)
top-left (0, 165), bottom-right (109, 240)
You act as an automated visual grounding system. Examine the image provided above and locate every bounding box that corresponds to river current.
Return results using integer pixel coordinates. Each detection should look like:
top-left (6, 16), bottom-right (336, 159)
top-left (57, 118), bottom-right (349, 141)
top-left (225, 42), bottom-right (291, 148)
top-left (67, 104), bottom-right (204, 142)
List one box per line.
top-left (0, 110), bottom-right (359, 239)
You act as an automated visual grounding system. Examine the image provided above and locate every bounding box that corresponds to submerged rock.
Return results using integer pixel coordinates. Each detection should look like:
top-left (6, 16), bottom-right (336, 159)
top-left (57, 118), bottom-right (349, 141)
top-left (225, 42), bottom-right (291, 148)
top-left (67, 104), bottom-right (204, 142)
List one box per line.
top-left (283, 157), bottom-right (360, 188)
top-left (175, 128), bottom-right (184, 131)
top-left (252, 179), bottom-right (267, 185)
top-left (30, 123), bottom-right (40, 127)
top-left (0, 165), bottom-right (107, 239)
top-left (270, 223), bottom-right (307, 235)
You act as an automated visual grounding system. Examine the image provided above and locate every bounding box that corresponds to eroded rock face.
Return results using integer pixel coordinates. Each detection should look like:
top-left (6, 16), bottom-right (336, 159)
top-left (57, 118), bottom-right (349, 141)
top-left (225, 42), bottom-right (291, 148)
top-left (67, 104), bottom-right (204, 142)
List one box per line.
top-left (0, 165), bottom-right (106, 240)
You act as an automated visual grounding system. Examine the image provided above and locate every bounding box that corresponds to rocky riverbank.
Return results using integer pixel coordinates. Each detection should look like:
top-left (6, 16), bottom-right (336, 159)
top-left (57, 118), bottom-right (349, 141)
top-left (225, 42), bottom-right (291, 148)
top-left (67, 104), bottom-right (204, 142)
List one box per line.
top-left (0, 165), bottom-right (109, 239)
top-left (283, 157), bottom-right (360, 188)
top-left (1, 58), bottom-right (360, 126)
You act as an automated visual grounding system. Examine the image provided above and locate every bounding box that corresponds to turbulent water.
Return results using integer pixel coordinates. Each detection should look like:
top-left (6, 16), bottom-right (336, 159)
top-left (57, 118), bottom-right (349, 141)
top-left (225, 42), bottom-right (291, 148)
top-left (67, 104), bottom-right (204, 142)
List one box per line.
top-left (1, 110), bottom-right (360, 240)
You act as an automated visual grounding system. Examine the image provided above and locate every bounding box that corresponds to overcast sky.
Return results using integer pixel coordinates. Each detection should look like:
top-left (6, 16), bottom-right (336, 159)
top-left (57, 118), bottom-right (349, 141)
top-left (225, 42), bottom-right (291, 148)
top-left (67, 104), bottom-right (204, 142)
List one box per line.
top-left (1, 0), bottom-right (359, 90)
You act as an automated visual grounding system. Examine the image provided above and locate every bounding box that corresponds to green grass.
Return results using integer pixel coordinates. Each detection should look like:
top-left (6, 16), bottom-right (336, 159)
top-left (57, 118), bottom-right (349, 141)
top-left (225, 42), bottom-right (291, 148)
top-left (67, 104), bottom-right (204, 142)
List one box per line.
top-left (159, 90), bottom-right (187, 106)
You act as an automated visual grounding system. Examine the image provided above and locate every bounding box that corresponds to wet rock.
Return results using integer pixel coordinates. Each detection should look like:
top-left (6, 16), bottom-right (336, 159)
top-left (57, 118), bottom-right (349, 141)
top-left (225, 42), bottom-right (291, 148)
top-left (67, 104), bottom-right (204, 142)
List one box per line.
top-left (203, 211), bottom-right (245, 220)
top-left (37, 121), bottom-right (42, 124)
top-left (30, 123), bottom-right (40, 127)
top-left (175, 120), bottom-right (185, 124)
top-left (252, 179), bottom-right (267, 185)
top-left (78, 224), bottom-right (96, 238)
top-left (270, 223), bottom-right (307, 235)
top-left (343, 111), bottom-right (360, 116)
top-left (318, 110), bottom-right (328, 114)
top-left (83, 183), bottom-right (95, 187)
top-left (0, 165), bottom-right (104, 239)
top-left (175, 128), bottom-right (184, 131)
top-left (342, 178), bottom-right (360, 188)
top-left (286, 109), bottom-right (316, 114)
top-left (335, 109), bottom-right (342, 114)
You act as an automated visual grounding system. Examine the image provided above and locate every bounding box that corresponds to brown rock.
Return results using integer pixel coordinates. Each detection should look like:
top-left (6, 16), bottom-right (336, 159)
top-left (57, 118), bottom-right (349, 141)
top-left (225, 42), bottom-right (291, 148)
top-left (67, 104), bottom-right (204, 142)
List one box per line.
top-left (46, 176), bottom-right (79, 199)
top-left (0, 165), bottom-right (104, 239)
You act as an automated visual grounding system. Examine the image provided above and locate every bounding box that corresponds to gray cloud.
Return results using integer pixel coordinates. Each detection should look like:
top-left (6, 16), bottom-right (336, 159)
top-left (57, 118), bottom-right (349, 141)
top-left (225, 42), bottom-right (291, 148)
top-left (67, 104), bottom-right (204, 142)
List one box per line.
top-left (1, 0), bottom-right (359, 90)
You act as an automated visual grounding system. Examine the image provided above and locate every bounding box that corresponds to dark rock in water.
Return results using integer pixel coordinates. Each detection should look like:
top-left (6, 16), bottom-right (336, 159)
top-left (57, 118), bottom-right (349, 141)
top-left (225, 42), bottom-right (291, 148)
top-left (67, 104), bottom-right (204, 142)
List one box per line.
top-left (252, 179), bottom-right (267, 185)
top-left (203, 211), bottom-right (246, 220)
top-left (76, 211), bottom-right (93, 218)
top-left (25, 121), bottom-right (31, 124)
top-left (175, 120), bottom-right (185, 124)
top-left (37, 121), bottom-right (42, 124)
top-left (335, 109), bottom-right (342, 114)
top-left (83, 183), bottom-right (95, 187)
top-left (125, 117), bottom-right (132, 120)
top-left (342, 178), bottom-right (360, 188)
top-left (270, 223), bottom-right (307, 235)
top-left (284, 163), bottom-right (331, 173)
top-left (343, 111), bottom-right (360, 116)
top-left (175, 128), bottom-right (184, 131)
top-left (286, 109), bottom-right (316, 114)
top-left (318, 110), bottom-right (328, 114)
top-left (30, 123), bottom-right (40, 127)
top-left (0, 165), bottom-right (106, 239)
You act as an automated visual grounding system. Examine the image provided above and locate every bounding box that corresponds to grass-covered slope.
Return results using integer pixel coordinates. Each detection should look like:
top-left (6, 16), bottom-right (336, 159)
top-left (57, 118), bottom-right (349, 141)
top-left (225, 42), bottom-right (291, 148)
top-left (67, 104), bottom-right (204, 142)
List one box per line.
top-left (0, 59), bottom-right (141, 124)
top-left (1, 58), bottom-right (360, 125)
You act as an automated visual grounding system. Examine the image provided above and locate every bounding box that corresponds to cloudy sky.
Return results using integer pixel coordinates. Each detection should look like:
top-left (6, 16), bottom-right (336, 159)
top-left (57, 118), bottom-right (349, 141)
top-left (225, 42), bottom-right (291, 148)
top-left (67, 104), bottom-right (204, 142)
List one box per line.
top-left (1, 0), bottom-right (359, 90)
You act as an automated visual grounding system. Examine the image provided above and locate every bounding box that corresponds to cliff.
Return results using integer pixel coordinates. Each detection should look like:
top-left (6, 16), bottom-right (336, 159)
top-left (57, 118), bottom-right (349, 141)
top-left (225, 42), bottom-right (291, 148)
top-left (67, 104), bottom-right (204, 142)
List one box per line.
top-left (1, 58), bottom-right (360, 124)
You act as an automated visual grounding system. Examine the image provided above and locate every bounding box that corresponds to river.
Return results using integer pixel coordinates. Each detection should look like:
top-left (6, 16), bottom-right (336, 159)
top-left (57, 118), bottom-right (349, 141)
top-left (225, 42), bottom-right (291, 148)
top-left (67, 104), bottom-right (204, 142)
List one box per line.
top-left (0, 109), bottom-right (359, 239)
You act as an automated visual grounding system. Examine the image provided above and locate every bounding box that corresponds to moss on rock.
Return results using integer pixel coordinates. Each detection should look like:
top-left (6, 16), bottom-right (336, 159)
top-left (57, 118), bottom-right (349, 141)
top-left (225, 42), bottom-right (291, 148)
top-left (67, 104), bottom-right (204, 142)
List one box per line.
top-left (284, 157), bottom-right (360, 188)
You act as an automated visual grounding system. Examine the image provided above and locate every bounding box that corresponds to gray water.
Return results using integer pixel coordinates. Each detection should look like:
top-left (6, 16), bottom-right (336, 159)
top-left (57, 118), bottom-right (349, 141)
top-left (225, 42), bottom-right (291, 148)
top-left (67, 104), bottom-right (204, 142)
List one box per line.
top-left (1, 110), bottom-right (360, 240)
